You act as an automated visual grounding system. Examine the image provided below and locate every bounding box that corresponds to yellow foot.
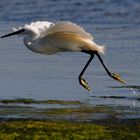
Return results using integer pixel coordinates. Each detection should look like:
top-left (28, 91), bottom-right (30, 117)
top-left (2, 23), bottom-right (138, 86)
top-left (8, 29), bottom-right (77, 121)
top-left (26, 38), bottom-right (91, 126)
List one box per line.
top-left (79, 78), bottom-right (92, 92)
top-left (111, 73), bottom-right (126, 84)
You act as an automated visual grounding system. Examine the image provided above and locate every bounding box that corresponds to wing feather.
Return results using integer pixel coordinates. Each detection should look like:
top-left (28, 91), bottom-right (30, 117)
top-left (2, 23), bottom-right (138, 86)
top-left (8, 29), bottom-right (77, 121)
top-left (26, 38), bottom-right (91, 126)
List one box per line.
top-left (46, 22), bottom-right (93, 40)
top-left (40, 32), bottom-right (95, 53)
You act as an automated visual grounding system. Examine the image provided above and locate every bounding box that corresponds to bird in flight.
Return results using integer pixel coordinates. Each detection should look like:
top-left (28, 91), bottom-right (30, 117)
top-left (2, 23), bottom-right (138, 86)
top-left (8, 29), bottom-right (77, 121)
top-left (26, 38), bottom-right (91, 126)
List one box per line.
top-left (1, 21), bottom-right (127, 91)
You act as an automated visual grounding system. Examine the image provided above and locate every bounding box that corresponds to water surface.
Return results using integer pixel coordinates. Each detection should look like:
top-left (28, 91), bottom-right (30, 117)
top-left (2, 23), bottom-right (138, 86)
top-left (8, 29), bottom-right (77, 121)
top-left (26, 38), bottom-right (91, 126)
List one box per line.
top-left (0, 0), bottom-right (140, 120)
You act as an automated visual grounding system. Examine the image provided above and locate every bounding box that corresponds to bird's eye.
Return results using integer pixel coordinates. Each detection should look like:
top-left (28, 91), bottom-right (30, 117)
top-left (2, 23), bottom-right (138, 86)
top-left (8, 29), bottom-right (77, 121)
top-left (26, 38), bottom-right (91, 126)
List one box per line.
top-left (27, 42), bottom-right (32, 45)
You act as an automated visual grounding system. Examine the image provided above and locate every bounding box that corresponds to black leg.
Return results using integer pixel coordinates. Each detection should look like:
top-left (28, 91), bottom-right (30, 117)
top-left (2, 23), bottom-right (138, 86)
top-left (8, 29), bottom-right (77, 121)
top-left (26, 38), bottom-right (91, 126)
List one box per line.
top-left (95, 52), bottom-right (111, 76)
top-left (95, 52), bottom-right (125, 84)
top-left (95, 52), bottom-right (137, 94)
top-left (79, 51), bottom-right (94, 91)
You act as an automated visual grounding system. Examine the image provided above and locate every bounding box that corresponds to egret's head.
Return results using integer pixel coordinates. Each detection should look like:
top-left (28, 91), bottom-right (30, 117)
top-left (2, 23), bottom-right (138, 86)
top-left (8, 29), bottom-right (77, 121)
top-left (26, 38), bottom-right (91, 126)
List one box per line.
top-left (1, 25), bottom-right (39, 38)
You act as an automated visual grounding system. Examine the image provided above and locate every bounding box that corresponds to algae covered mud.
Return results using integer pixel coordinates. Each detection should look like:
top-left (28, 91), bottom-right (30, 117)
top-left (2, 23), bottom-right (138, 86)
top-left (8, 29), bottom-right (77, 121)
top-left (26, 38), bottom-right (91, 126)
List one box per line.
top-left (0, 120), bottom-right (140, 140)
top-left (0, 98), bottom-right (140, 139)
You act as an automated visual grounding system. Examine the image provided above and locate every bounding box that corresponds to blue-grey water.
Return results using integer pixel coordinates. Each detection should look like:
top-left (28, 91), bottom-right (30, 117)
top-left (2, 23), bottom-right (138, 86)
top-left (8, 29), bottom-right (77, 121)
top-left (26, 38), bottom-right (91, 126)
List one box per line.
top-left (0, 0), bottom-right (140, 120)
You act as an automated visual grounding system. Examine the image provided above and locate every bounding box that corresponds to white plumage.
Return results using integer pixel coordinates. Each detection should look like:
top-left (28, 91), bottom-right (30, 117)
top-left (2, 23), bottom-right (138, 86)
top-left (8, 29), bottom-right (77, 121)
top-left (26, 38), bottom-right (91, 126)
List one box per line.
top-left (1, 20), bottom-right (129, 92)
top-left (13, 21), bottom-right (54, 37)
top-left (11, 21), bottom-right (105, 54)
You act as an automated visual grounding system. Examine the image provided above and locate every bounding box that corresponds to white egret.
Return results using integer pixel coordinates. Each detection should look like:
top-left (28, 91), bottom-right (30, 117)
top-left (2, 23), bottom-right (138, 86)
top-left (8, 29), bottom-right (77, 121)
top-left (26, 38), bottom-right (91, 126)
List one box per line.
top-left (1, 21), bottom-right (130, 92)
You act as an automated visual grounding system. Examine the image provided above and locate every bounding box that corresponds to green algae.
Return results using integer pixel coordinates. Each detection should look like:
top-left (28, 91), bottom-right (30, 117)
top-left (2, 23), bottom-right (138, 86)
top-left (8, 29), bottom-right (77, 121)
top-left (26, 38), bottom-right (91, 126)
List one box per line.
top-left (41, 106), bottom-right (111, 116)
top-left (0, 120), bottom-right (139, 140)
top-left (0, 98), bottom-right (81, 105)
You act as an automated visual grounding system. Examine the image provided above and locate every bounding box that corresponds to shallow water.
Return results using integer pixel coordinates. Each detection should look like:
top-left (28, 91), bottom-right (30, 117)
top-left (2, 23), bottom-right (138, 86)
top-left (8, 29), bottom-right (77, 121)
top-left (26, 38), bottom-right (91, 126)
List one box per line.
top-left (0, 0), bottom-right (140, 120)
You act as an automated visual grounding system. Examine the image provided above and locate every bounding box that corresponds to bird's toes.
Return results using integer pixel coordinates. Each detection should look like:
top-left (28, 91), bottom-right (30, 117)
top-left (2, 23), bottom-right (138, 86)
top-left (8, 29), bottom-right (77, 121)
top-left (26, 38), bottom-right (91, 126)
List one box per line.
top-left (79, 78), bottom-right (92, 92)
top-left (111, 73), bottom-right (126, 84)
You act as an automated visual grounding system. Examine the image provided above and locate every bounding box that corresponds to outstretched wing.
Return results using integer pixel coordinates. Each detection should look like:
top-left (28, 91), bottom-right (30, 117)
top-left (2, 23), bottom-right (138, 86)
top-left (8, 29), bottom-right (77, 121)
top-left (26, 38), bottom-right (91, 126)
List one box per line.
top-left (39, 30), bottom-right (95, 53)
top-left (46, 22), bottom-right (93, 40)
top-left (38, 22), bottom-right (104, 54)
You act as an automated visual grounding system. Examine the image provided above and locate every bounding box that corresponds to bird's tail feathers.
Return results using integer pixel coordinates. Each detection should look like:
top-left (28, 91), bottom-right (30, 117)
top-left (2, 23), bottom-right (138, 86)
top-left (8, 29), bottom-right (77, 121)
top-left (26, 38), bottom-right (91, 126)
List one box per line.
top-left (96, 45), bottom-right (105, 54)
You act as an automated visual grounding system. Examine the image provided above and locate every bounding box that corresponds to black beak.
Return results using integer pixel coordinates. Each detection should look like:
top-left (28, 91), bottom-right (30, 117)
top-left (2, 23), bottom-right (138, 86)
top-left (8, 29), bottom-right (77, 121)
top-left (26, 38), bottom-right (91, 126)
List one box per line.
top-left (1, 29), bottom-right (25, 38)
